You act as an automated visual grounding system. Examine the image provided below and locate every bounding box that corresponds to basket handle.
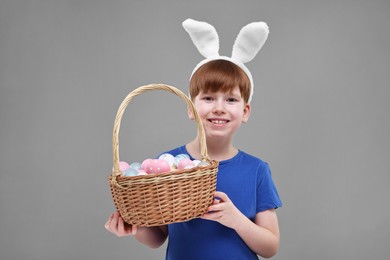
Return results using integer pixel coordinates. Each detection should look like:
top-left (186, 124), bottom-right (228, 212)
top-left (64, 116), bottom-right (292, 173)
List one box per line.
top-left (112, 84), bottom-right (209, 176)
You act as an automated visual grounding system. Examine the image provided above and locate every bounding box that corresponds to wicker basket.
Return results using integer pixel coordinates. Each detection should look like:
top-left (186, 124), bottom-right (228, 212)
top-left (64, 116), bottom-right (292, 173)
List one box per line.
top-left (108, 84), bottom-right (218, 227)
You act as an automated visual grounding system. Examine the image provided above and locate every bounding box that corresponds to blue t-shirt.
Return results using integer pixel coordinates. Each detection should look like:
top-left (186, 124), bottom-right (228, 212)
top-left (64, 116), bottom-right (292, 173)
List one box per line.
top-left (163, 146), bottom-right (282, 260)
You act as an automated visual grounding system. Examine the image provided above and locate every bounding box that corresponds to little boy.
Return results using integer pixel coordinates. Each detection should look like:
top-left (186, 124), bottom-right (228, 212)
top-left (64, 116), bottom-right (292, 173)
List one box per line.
top-left (105, 19), bottom-right (282, 259)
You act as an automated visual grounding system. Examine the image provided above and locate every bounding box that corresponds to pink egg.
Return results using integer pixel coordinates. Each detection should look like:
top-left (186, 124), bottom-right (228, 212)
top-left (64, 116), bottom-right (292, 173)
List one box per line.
top-left (141, 158), bottom-right (153, 170)
top-left (177, 158), bottom-right (195, 170)
top-left (112, 161), bottom-right (130, 172)
top-left (145, 159), bottom-right (171, 174)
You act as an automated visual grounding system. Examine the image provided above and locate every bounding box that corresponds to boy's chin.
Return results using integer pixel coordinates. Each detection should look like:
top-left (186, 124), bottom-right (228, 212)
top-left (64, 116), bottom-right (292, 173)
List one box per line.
top-left (205, 131), bottom-right (233, 141)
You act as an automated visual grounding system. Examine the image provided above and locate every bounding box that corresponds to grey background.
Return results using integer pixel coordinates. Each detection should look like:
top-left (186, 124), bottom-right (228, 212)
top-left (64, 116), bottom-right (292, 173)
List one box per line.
top-left (1, 0), bottom-right (389, 259)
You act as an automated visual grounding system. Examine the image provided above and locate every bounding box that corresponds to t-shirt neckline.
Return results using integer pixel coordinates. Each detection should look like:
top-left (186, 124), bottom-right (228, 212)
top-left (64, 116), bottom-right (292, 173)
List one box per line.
top-left (181, 145), bottom-right (242, 165)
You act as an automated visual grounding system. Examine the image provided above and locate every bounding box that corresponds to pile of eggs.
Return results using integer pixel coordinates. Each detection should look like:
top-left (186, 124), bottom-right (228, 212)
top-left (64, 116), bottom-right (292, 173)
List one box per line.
top-left (115, 153), bottom-right (210, 177)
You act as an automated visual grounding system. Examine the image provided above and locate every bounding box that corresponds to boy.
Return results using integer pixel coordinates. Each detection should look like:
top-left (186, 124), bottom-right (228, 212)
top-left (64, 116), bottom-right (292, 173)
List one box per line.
top-left (105, 19), bottom-right (282, 259)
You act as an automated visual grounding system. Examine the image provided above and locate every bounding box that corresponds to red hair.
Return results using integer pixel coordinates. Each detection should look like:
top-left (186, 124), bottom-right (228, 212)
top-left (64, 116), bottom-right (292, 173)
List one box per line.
top-left (190, 60), bottom-right (251, 103)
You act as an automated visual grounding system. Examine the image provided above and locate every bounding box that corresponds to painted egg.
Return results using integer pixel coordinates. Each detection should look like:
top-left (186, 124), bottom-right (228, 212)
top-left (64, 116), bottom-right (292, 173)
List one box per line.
top-left (178, 158), bottom-right (195, 170)
top-left (137, 169), bottom-right (148, 175)
top-left (175, 154), bottom-right (190, 165)
top-left (124, 168), bottom-right (138, 177)
top-left (145, 159), bottom-right (171, 174)
top-left (158, 153), bottom-right (176, 166)
top-left (192, 160), bottom-right (201, 166)
top-left (141, 158), bottom-right (153, 170)
top-left (129, 162), bottom-right (142, 171)
top-left (113, 161), bottom-right (130, 172)
top-left (198, 161), bottom-right (211, 167)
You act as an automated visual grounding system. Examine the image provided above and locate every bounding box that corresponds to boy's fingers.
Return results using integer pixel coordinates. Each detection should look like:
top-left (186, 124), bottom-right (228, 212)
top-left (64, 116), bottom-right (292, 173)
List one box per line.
top-left (118, 215), bottom-right (125, 235)
top-left (202, 210), bottom-right (222, 220)
top-left (131, 225), bottom-right (138, 235)
top-left (104, 213), bottom-right (114, 231)
top-left (209, 202), bottom-right (223, 212)
top-left (110, 212), bottom-right (119, 229)
top-left (214, 191), bottom-right (229, 202)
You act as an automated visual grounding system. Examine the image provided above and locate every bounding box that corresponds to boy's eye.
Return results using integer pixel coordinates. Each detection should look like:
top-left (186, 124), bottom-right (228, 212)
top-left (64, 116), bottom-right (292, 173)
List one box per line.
top-left (202, 96), bottom-right (214, 101)
top-left (227, 98), bottom-right (238, 103)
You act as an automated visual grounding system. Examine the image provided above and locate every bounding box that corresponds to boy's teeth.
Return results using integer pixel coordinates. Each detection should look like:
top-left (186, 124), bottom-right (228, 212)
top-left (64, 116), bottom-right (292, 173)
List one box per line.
top-left (211, 120), bottom-right (227, 124)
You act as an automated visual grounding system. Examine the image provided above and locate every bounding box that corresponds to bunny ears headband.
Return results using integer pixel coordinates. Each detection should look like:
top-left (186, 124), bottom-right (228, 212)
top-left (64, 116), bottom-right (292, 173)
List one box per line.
top-left (182, 18), bottom-right (270, 103)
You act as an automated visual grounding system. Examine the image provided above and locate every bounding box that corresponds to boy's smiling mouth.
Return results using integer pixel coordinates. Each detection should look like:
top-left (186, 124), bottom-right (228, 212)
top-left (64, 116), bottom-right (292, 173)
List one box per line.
top-left (208, 119), bottom-right (229, 125)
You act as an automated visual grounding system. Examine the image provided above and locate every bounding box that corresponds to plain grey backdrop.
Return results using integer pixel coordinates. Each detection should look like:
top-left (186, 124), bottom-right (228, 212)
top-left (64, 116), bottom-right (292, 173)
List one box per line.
top-left (1, 0), bottom-right (389, 259)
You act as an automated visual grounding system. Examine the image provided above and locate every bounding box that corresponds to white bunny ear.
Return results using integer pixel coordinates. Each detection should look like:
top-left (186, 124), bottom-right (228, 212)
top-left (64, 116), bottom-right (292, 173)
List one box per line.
top-left (232, 22), bottom-right (269, 63)
top-left (182, 18), bottom-right (219, 58)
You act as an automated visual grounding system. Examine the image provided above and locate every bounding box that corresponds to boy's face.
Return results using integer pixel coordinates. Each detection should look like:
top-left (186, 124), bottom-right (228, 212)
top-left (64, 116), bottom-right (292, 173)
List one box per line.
top-left (188, 86), bottom-right (251, 141)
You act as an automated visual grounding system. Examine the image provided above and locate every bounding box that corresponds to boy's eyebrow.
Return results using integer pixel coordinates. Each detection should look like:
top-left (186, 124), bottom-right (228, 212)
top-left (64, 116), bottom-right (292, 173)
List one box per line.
top-left (199, 91), bottom-right (242, 98)
top-left (229, 91), bottom-right (241, 96)
top-left (227, 91), bottom-right (242, 97)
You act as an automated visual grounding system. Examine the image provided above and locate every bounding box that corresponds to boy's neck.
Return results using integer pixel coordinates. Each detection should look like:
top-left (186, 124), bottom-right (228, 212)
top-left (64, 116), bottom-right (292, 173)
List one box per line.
top-left (186, 137), bottom-right (238, 162)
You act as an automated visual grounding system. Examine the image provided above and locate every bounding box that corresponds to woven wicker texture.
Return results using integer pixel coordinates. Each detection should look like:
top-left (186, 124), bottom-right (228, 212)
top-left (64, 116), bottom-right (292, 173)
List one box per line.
top-left (109, 84), bottom-right (218, 227)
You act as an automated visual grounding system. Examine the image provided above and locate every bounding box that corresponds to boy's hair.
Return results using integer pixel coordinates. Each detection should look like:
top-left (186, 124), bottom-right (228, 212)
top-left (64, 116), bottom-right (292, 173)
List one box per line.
top-left (189, 59), bottom-right (251, 103)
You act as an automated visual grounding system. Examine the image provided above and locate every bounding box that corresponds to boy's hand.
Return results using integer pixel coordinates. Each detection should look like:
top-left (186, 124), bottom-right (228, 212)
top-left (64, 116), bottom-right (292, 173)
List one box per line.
top-left (105, 212), bottom-right (138, 237)
top-left (201, 191), bottom-right (243, 229)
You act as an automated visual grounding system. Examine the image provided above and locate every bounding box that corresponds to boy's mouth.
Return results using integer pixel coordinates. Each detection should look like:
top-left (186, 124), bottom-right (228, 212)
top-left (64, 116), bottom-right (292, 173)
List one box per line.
top-left (208, 119), bottom-right (229, 125)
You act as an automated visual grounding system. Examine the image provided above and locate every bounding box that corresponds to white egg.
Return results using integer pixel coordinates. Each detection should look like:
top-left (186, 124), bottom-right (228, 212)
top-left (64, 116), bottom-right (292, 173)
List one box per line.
top-left (158, 153), bottom-right (176, 166)
top-left (198, 161), bottom-right (211, 167)
top-left (192, 160), bottom-right (201, 166)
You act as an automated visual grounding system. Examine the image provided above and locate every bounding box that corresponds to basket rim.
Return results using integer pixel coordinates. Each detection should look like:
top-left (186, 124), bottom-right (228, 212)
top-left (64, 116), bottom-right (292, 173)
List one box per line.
top-left (110, 159), bottom-right (218, 188)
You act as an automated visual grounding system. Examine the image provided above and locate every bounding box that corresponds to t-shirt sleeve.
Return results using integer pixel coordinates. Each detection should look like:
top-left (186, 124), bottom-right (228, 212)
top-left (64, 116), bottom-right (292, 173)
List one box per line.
top-left (256, 162), bottom-right (282, 212)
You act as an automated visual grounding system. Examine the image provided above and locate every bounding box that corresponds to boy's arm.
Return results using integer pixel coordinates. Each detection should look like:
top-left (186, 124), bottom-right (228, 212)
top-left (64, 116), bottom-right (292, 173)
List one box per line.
top-left (236, 209), bottom-right (280, 258)
top-left (201, 191), bottom-right (280, 258)
top-left (105, 212), bottom-right (168, 248)
top-left (134, 225), bottom-right (168, 248)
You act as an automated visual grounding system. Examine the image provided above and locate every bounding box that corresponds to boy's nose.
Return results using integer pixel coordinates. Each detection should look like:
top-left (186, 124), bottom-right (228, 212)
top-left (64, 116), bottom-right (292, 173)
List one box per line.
top-left (212, 100), bottom-right (225, 114)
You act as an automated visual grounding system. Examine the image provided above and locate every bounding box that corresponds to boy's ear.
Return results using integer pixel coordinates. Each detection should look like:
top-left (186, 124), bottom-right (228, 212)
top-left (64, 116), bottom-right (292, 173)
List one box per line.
top-left (187, 106), bottom-right (195, 120)
top-left (242, 103), bottom-right (251, 123)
